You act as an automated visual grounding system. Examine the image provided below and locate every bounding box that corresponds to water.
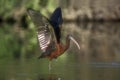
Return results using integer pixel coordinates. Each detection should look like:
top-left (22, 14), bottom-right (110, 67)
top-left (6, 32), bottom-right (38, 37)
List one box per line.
top-left (0, 58), bottom-right (120, 80)
top-left (0, 22), bottom-right (120, 80)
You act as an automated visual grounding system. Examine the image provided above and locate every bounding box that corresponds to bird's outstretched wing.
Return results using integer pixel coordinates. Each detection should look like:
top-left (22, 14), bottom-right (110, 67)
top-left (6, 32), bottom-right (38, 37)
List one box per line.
top-left (50, 7), bottom-right (63, 43)
top-left (27, 8), bottom-right (57, 52)
top-left (50, 7), bottom-right (63, 25)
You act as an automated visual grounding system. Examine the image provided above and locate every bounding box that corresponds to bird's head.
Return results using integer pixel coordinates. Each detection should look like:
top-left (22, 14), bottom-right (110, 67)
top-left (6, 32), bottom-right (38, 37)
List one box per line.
top-left (67, 35), bottom-right (80, 50)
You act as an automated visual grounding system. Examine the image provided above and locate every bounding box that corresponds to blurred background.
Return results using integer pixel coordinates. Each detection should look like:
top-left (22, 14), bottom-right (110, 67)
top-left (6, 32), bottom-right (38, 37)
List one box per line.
top-left (0, 0), bottom-right (120, 80)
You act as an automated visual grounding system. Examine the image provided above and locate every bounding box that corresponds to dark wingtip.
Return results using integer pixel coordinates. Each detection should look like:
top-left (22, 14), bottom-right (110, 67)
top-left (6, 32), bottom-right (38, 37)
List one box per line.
top-left (56, 7), bottom-right (61, 10)
top-left (27, 8), bottom-right (41, 16)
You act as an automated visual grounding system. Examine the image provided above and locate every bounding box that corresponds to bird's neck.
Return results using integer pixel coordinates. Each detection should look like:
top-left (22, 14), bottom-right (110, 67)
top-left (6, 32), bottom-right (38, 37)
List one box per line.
top-left (57, 35), bottom-right (70, 53)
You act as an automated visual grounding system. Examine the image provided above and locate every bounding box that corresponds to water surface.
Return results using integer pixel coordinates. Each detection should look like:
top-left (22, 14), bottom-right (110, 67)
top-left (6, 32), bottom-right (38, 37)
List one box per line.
top-left (0, 22), bottom-right (120, 80)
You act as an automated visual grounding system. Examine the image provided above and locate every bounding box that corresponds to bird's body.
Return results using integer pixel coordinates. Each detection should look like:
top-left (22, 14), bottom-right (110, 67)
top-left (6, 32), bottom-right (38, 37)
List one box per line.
top-left (46, 43), bottom-right (65, 60)
top-left (40, 35), bottom-right (70, 60)
top-left (27, 7), bottom-right (80, 61)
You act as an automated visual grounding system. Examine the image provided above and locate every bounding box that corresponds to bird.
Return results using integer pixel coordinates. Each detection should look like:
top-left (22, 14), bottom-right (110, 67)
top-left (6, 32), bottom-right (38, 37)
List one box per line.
top-left (27, 7), bottom-right (80, 61)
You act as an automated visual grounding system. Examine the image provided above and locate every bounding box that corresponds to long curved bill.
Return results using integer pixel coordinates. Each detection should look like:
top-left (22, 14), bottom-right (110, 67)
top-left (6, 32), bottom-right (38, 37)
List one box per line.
top-left (69, 36), bottom-right (80, 50)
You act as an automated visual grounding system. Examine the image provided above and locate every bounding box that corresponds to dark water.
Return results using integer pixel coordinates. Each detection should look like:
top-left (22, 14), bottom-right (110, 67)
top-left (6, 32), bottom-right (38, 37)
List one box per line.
top-left (0, 22), bottom-right (120, 80)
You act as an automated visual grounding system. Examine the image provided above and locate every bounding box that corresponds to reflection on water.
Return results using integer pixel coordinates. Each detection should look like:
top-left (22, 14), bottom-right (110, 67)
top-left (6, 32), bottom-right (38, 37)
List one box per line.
top-left (0, 22), bottom-right (120, 80)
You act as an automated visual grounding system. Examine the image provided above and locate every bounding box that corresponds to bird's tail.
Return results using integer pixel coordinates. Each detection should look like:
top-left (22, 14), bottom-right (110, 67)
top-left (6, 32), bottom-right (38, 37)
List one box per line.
top-left (38, 52), bottom-right (46, 59)
top-left (38, 55), bottom-right (44, 59)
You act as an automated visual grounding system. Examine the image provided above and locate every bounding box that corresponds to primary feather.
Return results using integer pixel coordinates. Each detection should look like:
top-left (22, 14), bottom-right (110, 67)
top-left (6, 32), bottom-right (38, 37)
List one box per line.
top-left (37, 26), bottom-right (51, 52)
top-left (27, 8), bottom-right (56, 53)
top-left (50, 7), bottom-right (63, 25)
top-left (50, 7), bottom-right (63, 43)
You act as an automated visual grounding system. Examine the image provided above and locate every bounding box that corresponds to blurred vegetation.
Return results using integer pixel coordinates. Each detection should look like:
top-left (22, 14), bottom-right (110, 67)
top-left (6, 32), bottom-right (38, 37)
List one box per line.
top-left (0, 0), bottom-right (58, 59)
top-left (0, 0), bottom-right (120, 60)
top-left (0, 0), bottom-right (58, 19)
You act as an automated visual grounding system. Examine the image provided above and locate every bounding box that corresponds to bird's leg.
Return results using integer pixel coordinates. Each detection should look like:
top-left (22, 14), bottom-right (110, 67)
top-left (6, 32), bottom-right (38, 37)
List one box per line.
top-left (49, 61), bottom-right (52, 72)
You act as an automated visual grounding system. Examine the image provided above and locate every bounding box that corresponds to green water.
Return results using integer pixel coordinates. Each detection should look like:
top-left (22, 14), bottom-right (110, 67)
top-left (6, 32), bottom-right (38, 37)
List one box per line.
top-left (0, 56), bottom-right (120, 80)
top-left (0, 22), bottom-right (120, 80)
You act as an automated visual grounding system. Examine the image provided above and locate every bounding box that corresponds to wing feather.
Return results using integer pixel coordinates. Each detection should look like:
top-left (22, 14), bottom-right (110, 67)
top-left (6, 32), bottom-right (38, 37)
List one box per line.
top-left (27, 8), bottom-right (56, 52)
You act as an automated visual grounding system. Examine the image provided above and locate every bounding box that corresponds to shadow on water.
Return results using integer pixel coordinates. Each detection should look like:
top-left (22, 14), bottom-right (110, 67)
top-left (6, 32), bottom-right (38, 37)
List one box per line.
top-left (0, 22), bottom-right (120, 80)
